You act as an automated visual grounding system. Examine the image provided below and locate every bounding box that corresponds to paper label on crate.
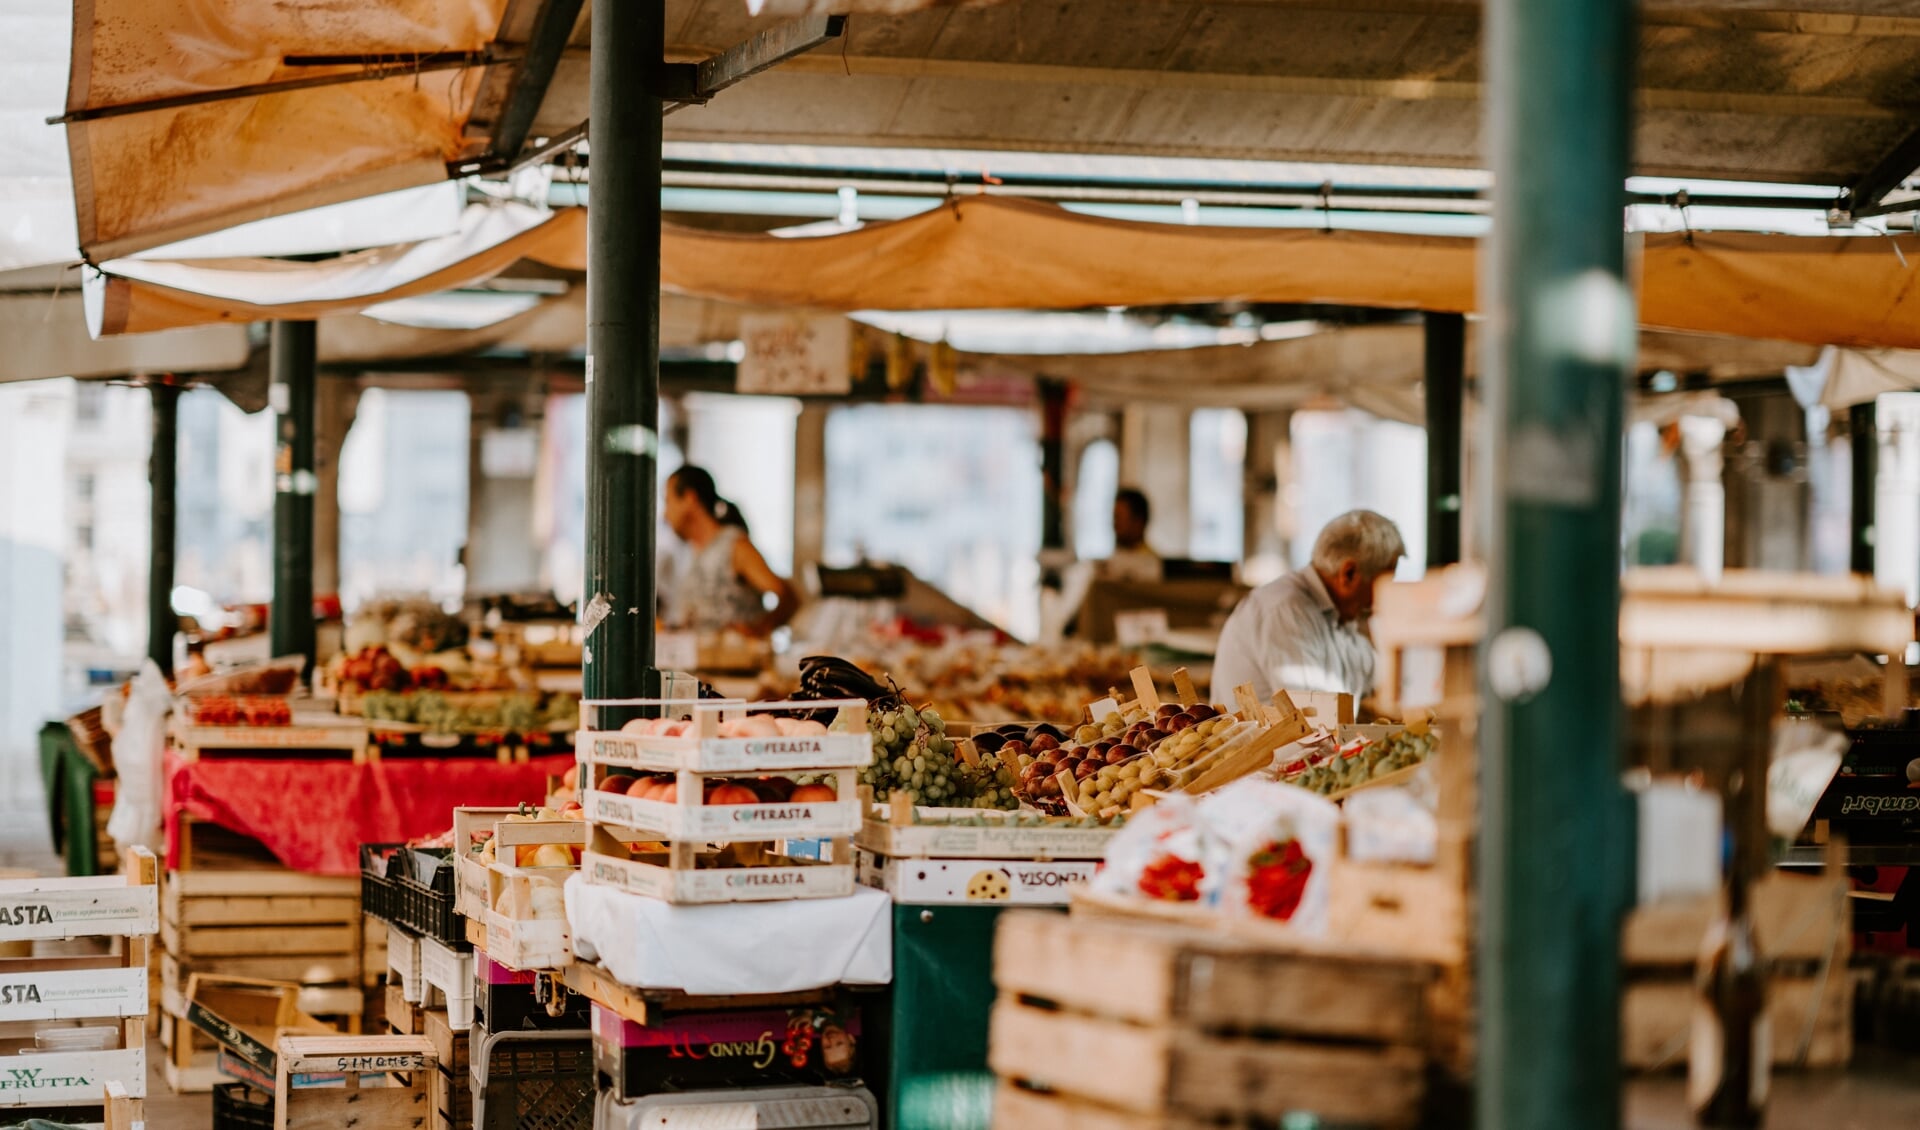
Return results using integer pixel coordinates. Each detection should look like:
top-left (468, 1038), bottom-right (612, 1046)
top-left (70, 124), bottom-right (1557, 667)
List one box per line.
top-left (0, 967), bottom-right (145, 1022)
top-left (0, 884), bottom-right (157, 942)
top-left (0, 1047), bottom-right (145, 1103)
top-left (864, 856), bottom-right (1097, 905)
top-left (740, 737), bottom-right (827, 757)
top-left (1088, 698), bottom-right (1121, 721)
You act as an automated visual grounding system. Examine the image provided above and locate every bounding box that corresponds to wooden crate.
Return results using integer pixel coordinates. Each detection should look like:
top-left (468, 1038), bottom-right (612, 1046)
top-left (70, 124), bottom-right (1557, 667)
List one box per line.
top-left (161, 868), bottom-right (362, 965)
top-left (169, 719), bottom-right (372, 763)
top-left (0, 850), bottom-right (156, 1115)
top-left (273, 1034), bottom-right (436, 1130)
top-left (989, 912), bottom-right (1430, 1129)
top-left (1622, 870), bottom-right (1852, 1070)
top-left (386, 981), bottom-right (428, 1035)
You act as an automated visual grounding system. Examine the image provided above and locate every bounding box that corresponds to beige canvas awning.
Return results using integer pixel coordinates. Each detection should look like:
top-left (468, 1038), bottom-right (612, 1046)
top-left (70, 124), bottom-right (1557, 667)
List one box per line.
top-left (85, 204), bottom-right (583, 336)
top-left (89, 197), bottom-right (1920, 351)
top-left (59, 0), bottom-right (513, 260)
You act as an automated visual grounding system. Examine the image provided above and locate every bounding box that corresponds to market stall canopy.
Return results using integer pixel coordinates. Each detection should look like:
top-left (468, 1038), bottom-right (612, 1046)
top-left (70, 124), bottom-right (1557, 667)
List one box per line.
top-left (87, 197), bottom-right (1920, 350)
top-left (0, 292), bottom-right (250, 384)
top-left (57, 1), bottom-right (1920, 262)
top-left (83, 204), bottom-right (584, 336)
top-left (962, 324), bottom-right (1824, 423)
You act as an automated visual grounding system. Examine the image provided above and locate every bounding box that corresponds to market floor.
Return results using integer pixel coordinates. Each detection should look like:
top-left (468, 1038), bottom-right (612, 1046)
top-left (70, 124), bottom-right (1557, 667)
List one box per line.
top-left (5, 781), bottom-right (1918, 1128)
top-left (1624, 1050), bottom-right (1920, 1129)
top-left (127, 1046), bottom-right (1920, 1129)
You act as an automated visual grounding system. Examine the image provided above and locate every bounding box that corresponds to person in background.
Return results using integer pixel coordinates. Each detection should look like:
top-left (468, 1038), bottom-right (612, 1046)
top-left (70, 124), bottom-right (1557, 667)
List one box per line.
top-left (1210, 510), bottom-right (1406, 704)
top-left (1099, 487), bottom-right (1162, 582)
top-left (660, 465), bottom-right (799, 635)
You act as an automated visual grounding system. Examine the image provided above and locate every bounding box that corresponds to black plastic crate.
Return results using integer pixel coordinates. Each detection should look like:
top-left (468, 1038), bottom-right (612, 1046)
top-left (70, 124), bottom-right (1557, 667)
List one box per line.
top-left (212, 1082), bottom-right (274, 1130)
top-left (360, 842), bottom-right (401, 925)
top-left (471, 1024), bottom-right (594, 1130)
top-left (392, 844), bottom-right (470, 950)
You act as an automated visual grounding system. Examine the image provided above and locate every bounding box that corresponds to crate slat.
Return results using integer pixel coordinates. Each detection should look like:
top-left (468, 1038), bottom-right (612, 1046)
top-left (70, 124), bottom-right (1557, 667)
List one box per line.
top-left (995, 911), bottom-right (1431, 1043)
top-left (990, 997), bottom-right (1423, 1128)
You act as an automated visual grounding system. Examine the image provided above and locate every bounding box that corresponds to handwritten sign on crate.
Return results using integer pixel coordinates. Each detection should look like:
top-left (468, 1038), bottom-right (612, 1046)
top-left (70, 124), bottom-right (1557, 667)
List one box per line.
top-left (737, 314), bottom-right (853, 395)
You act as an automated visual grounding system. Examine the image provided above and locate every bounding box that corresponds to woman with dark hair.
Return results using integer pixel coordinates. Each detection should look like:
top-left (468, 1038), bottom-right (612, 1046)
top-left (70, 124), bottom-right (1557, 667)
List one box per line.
top-left (660, 465), bottom-right (799, 635)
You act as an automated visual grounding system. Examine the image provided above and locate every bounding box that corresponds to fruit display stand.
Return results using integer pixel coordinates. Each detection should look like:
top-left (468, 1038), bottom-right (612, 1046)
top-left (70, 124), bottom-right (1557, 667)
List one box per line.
top-left (849, 791), bottom-right (1120, 1130)
top-left (449, 806), bottom-right (584, 972)
top-left (157, 867), bottom-right (367, 1093)
top-left (1622, 865), bottom-right (1852, 1069)
top-left (169, 713), bottom-right (372, 764)
top-left (988, 911), bottom-right (1433, 1129)
top-left (0, 848), bottom-right (156, 1129)
top-left (1611, 569), bottom-right (1910, 1080)
top-left (575, 699), bottom-right (869, 904)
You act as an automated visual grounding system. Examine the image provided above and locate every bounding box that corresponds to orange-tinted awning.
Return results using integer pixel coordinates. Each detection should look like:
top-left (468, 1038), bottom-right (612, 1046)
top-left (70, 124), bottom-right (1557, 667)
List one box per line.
top-left (60, 0), bottom-right (509, 260)
top-left (86, 197), bottom-right (1920, 351)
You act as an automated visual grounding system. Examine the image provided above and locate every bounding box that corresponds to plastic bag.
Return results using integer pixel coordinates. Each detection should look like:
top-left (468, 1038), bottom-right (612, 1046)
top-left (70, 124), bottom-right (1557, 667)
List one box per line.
top-left (1197, 778), bottom-right (1339, 932)
top-left (1767, 717), bottom-right (1846, 840)
top-left (106, 660), bottom-right (171, 855)
top-left (1089, 793), bottom-right (1206, 903)
top-left (1343, 781), bottom-right (1438, 865)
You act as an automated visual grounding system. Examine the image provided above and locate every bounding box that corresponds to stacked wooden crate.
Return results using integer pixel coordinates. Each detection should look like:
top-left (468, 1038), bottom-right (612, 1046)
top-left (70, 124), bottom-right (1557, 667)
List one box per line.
top-left (989, 912), bottom-right (1434, 1130)
top-left (0, 849), bottom-right (157, 1128)
top-left (1623, 869), bottom-right (1853, 1070)
top-left (158, 865), bottom-right (366, 1092)
top-left (386, 995), bottom-right (472, 1130)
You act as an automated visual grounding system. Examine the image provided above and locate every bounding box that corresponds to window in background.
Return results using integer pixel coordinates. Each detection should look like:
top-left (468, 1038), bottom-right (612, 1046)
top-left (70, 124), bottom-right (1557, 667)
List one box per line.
top-left (1189, 408), bottom-right (1247, 562)
top-left (825, 404), bottom-right (1042, 639)
top-left (64, 382), bottom-right (154, 660)
top-left (1288, 409), bottom-right (1427, 577)
top-left (338, 389), bottom-right (470, 609)
top-left (540, 394), bottom-right (686, 609)
top-left (175, 388), bottom-right (273, 610)
top-left (1073, 438), bottom-right (1119, 561)
top-left (681, 393), bottom-right (799, 577)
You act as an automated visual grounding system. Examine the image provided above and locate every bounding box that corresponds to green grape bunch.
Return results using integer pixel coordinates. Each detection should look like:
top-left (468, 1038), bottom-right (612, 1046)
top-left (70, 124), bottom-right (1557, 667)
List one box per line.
top-left (858, 704), bottom-right (1020, 810)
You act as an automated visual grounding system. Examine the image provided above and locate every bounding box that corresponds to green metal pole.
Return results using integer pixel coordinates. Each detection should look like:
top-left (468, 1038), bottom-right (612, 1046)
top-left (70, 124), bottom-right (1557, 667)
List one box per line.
top-left (148, 380), bottom-right (180, 676)
top-left (1038, 378), bottom-right (1068, 553)
top-left (584, 0), bottom-right (663, 701)
top-left (1480, 1), bottom-right (1636, 1127)
top-left (1850, 401), bottom-right (1877, 575)
top-left (269, 320), bottom-right (318, 668)
top-left (1424, 312), bottom-right (1466, 568)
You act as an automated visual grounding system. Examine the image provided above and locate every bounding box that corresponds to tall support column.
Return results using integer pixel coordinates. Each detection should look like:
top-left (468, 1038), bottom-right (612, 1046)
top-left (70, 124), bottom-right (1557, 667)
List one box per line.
top-left (147, 380), bottom-right (180, 676)
top-left (1425, 312), bottom-right (1466, 568)
top-left (1038, 379), bottom-right (1069, 553)
top-left (1851, 400), bottom-right (1878, 575)
top-left (584, 0), bottom-right (664, 699)
top-left (1876, 394), bottom-right (1920, 605)
top-left (1243, 410), bottom-right (1292, 571)
top-left (313, 376), bottom-right (359, 600)
top-left (269, 321), bottom-right (317, 667)
top-left (1480, 1), bottom-right (1635, 1127)
top-left (1679, 413), bottom-right (1729, 581)
top-left (793, 403), bottom-right (829, 584)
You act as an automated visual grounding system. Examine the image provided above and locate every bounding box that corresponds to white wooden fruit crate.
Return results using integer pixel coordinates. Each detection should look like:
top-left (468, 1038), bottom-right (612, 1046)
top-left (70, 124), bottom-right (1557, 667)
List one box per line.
top-left (576, 698), bottom-right (872, 774)
top-left (583, 768), bottom-right (862, 843)
top-left (450, 807), bottom-right (586, 920)
top-left (581, 830), bottom-right (856, 905)
top-left (856, 797), bottom-right (1116, 861)
top-left (0, 851), bottom-right (158, 943)
top-left (469, 865), bottom-right (572, 971)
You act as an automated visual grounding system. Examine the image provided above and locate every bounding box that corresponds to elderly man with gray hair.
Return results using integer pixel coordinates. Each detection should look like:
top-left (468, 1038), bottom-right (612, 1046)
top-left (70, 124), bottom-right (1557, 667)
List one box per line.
top-left (1210, 510), bottom-right (1407, 704)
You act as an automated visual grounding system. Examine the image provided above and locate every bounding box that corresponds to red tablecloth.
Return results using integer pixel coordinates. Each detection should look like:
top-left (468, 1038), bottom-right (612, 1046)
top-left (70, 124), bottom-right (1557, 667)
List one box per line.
top-left (165, 751), bottom-right (570, 875)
